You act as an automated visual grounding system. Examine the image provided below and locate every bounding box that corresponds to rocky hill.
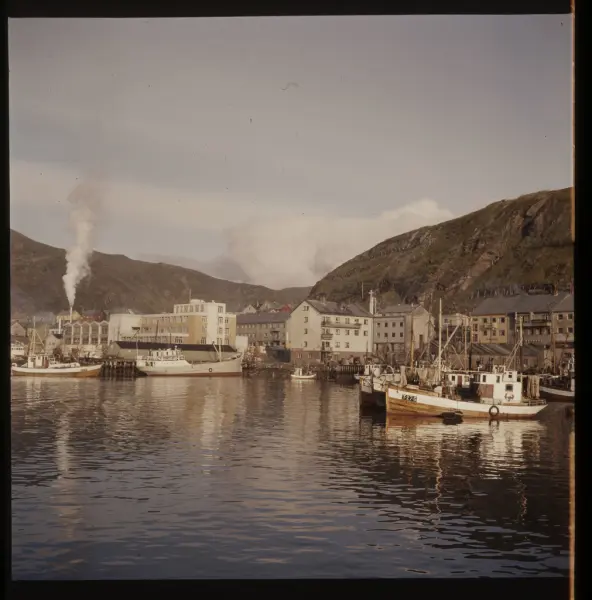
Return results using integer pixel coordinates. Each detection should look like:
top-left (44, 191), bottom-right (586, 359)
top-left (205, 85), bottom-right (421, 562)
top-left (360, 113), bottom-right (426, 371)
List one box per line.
top-left (310, 188), bottom-right (573, 313)
top-left (10, 230), bottom-right (310, 317)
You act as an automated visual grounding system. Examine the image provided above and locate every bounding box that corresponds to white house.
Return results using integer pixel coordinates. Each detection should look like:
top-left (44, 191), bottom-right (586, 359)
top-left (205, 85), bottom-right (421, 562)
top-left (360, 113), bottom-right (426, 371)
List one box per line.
top-left (11, 336), bottom-right (28, 360)
top-left (108, 313), bottom-right (143, 343)
top-left (287, 296), bottom-right (374, 364)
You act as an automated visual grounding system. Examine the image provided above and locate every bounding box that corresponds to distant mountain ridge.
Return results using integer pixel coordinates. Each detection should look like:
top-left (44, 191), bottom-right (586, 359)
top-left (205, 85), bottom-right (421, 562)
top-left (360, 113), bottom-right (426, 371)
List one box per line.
top-left (309, 188), bottom-right (574, 313)
top-left (10, 230), bottom-right (311, 317)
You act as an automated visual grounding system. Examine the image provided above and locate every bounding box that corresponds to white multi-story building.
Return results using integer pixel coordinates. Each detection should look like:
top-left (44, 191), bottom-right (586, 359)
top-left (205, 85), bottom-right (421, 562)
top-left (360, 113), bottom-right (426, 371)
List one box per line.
top-left (287, 296), bottom-right (374, 364)
top-left (173, 299), bottom-right (232, 346)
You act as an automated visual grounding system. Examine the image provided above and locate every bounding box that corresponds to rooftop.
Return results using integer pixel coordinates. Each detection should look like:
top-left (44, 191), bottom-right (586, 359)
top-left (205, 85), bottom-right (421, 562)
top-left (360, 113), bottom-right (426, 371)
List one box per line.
top-left (306, 299), bottom-right (372, 317)
top-left (473, 293), bottom-right (571, 316)
top-left (237, 313), bottom-right (290, 325)
top-left (376, 303), bottom-right (425, 316)
top-left (550, 293), bottom-right (574, 312)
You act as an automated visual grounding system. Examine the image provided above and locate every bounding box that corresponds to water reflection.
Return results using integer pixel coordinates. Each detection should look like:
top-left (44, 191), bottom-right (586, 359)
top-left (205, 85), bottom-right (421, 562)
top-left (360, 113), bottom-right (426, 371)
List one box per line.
top-left (11, 377), bottom-right (570, 579)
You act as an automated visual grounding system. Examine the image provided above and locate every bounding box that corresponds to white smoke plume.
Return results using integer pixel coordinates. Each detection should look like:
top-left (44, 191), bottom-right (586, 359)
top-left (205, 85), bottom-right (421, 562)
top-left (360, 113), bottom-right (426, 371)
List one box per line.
top-left (218, 199), bottom-right (455, 289)
top-left (62, 177), bottom-right (104, 309)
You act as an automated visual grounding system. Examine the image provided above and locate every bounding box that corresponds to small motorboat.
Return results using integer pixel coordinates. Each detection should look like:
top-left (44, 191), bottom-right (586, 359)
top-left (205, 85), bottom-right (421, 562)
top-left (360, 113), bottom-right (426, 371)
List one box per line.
top-left (291, 367), bottom-right (316, 380)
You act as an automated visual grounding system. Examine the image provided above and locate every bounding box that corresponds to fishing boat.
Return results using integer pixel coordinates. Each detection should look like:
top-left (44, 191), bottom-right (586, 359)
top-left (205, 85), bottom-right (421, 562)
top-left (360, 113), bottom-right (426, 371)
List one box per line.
top-left (358, 364), bottom-right (395, 408)
top-left (386, 301), bottom-right (547, 420)
top-left (12, 354), bottom-right (102, 377)
top-left (291, 367), bottom-right (316, 380)
top-left (135, 346), bottom-right (243, 377)
top-left (539, 375), bottom-right (575, 402)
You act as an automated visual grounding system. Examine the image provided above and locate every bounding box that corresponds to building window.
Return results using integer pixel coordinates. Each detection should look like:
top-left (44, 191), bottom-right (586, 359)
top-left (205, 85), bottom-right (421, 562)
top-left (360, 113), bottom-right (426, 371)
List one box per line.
top-left (354, 318), bottom-right (359, 323)
top-left (345, 342), bottom-right (350, 348)
top-left (218, 306), bottom-right (223, 313)
top-left (568, 327), bottom-right (574, 334)
top-left (345, 329), bottom-right (350, 335)
top-left (400, 322), bottom-right (403, 327)
top-left (218, 328), bottom-right (223, 334)
top-left (355, 330), bottom-right (359, 336)
top-left (345, 318), bottom-right (350, 324)
top-left (483, 318), bottom-right (489, 323)
top-left (500, 330), bottom-right (505, 336)
top-left (501, 317), bottom-right (506, 323)
top-left (558, 328), bottom-right (564, 334)
top-left (304, 329), bottom-right (308, 334)
top-left (492, 317), bottom-right (497, 323)
top-left (335, 317), bottom-right (340, 323)
top-left (400, 332), bottom-right (403, 337)
top-left (496, 376), bottom-right (500, 383)
top-left (364, 319), bottom-right (368, 325)
top-left (384, 321), bottom-right (389, 327)
top-left (363, 331), bottom-right (368, 336)
top-left (201, 338), bottom-right (206, 344)
top-left (304, 317), bottom-right (309, 323)
top-left (473, 334), bottom-right (478, 342)
top-left (335, 341), bottom-right (340, 348)
top-left (391, 332), bottom-right (396, 337)
top-left (303, 305), bottom-right (309, 311)
top-left (558, 314), bottom-right (564, 320)
top-left (336, 330), bottom-right (340, 335)
top-left (383, 333), bottom-right (388, 338)
top-left (377, 322), bottom-right (381, 327)
top-left (473, 324), bottom-right (478, 332)
top-left (505, 384), bottom-right (513, 392)
top-left (568, 313), bottom-right (573, 320)
top-left (303, 341), bottom-right (308, 348)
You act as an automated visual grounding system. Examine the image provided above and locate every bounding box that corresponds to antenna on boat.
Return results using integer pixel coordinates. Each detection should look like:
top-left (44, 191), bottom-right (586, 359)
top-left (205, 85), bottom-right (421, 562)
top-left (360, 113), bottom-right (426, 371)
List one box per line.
top-left (437, 298), bottom-right (442, 382)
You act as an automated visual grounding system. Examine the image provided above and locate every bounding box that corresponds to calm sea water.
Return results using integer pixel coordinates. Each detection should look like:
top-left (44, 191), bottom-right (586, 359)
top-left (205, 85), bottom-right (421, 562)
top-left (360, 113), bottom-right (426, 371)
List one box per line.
top-left (11, 376), bottom-right (571, 579)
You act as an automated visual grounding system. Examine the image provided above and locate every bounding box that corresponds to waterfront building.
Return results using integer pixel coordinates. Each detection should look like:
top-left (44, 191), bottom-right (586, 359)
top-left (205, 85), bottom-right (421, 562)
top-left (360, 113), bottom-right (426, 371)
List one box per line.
top-left (10, 320), bottom-right (27, 338)
top-left (171, 299), bottom-right (235, 346)
top-left (61, 320), bottom-right (109, 357)
top-left (106, 341), bottom-right (237, 362)
top-left (107, 313), bottom-right (143, 343)
top-left (236, 312), bottom-right (289, 347)
top-left (470, 297), bottom-right (517, 345)
top-left (56, 310), bottom-right (81, 331)
top-left (11, 336), bottom-right (28, 360)
top-left (373, 303), bottom-right (434, 363)
top-left (287, 297), bottom-right (373, 364)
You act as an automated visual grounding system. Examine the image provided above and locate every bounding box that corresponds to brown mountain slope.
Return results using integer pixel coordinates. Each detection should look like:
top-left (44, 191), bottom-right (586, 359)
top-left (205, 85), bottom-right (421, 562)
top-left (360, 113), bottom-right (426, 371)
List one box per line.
top-left (310, 188), bottom-right (573, 313)
top-left (10, 230), bottom-right (310, 317)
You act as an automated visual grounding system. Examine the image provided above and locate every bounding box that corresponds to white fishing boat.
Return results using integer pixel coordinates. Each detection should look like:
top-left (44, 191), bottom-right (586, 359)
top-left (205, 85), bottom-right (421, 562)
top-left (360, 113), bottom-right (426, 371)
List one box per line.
top-left (386, 301), bottom-right (547, 420)
top-left (135, 346), bottom-right (243, 377)
top-left (359, 364), bottom-right (394, 408)
top-left (11, 354), bottom-right (102, 378)
top-left (291, 367), bottom-right (316, 380)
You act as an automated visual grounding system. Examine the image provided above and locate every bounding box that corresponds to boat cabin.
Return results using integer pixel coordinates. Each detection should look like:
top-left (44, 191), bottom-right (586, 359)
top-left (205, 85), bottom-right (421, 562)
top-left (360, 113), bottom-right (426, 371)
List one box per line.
top-left (474, 366), bottom-right (523, 404)
top-left (446, 372), bottom-right (472, 389)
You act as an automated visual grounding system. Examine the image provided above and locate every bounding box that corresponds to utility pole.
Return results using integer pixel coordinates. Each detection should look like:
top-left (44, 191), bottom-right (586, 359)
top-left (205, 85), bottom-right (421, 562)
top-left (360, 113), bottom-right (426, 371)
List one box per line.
top-left (437, 298), bottom-right (442, 380)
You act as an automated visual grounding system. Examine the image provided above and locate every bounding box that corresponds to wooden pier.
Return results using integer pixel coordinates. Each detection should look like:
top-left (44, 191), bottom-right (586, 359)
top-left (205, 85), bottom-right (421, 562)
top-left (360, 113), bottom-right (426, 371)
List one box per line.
top-left (101, 359), bottom-right (143, 379)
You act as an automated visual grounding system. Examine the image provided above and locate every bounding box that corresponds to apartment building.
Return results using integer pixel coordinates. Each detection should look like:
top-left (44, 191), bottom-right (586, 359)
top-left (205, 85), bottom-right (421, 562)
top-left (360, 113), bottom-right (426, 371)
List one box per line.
top-left (551, 293), bottom-right (574, 345)
top-left (470, 297), bottom-right (516, 345)
top-left (373, 304), bottom-right (434, 362)
top-left (287, 298), bottom-right (373, 364)
top-left (172, 299), bottom-right (235, 346)
top-left (236, 312), bottom-right (289, 347)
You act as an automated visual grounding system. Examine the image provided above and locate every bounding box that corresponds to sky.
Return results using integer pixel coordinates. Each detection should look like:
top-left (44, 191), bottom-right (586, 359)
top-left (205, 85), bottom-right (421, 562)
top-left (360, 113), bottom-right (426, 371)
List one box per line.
top-left (9, 16), bottom-right (572, 290)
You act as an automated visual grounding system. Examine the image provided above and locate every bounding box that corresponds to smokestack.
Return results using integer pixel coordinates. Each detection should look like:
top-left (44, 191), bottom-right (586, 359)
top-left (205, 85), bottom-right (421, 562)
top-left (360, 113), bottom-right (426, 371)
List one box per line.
top-left (70, 306), bottom-right (73, 324)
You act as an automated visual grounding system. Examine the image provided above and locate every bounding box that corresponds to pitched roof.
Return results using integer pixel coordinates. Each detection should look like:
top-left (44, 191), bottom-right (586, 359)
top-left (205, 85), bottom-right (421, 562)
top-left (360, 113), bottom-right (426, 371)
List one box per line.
top-left (472, 296), bottom-right (523, 316)
top-left (306, 299), bottom-right (372, 317)
top-left (377, 304), bottom-right (426, 316)
top-left (514, 292), bottom-right (567, 314)
top-left (550, 293), bottom-right (574, 312)
top-left (11, 335), bottom-right (28, 345)
top-left (237, 313), bottom-right (290, 325)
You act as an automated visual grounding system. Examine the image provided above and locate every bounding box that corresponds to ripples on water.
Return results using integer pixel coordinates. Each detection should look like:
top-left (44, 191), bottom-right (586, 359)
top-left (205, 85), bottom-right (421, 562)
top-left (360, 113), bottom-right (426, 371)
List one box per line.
top-left (11, 376), bottom-right (571, 579)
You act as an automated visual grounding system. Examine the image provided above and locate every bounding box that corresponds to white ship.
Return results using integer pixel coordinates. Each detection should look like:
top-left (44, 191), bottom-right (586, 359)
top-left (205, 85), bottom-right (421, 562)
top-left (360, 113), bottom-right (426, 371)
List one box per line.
top-left (135, 346), bottom-right (243, 377)
top-left (12, 354), bottom-right (102, 378)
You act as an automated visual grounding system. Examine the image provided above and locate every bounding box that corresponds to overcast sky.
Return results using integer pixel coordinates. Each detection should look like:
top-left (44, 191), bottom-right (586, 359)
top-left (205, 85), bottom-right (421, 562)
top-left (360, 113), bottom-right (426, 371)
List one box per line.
top-left (9, 16), bottom-right (572, 289)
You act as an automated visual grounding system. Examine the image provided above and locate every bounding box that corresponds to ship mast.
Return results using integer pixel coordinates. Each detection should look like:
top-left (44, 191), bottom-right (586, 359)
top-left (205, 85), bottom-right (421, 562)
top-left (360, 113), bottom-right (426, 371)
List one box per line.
top-left (437, 298), bottom-right (442, 381)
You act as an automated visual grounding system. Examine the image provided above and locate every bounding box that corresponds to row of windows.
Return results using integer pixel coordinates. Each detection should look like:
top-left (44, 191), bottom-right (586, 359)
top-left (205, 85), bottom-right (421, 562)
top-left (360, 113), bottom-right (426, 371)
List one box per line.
top-left (378, 332), bottom-right (404, 338)
top-left (237, 323), bottom-right (286, 329)
top-left (376, 321), bottom-right (404, 328)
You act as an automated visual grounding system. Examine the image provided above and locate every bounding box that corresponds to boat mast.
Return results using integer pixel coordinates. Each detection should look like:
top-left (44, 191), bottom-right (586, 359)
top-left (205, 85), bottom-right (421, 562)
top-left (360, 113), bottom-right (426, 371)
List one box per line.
top-left (437, 298), bottom-right (442, 381)
top-left (409, 311), bottom-right (414, 373)
top-left (464, 316), bottom-right (468, 370)
top-left (551, 314), bottom-right (556, 374)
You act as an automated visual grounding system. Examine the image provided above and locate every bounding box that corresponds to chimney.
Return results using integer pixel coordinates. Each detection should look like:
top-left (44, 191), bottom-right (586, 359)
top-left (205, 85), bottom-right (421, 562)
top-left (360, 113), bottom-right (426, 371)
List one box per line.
top-left (369, 289), bottom-right (377, 315)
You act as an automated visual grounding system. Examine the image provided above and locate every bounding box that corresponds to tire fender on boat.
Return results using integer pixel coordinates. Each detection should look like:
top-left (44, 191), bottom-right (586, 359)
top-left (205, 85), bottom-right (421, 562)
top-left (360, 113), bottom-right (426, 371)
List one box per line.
top-left (489, 404), bottom-right (500, 418)
top-left (209, 368), bottom-right (213, 373)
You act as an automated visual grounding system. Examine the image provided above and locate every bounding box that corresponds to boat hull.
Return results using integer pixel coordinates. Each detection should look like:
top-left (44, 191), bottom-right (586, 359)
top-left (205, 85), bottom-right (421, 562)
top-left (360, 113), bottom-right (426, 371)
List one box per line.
top-left (539, 385), bottom-right (575, 403)
top-left (137, 357), bottom-right (243, 377)
top-left (359, 377), bottom-right (386, 408)
top-left (11, 364), bottom-right (102, 377)
top-left (291, 375), bottom-right (316, 380)
top-left (386, 385), bottom-right (547, 419)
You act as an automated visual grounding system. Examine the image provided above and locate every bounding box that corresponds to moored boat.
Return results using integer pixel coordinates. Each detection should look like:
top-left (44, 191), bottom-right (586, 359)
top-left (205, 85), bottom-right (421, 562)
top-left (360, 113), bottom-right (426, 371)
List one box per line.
top-left (135, 347), bottom-right (243, 377)
top-left (539, 375), bottom-right (575, 403)
top-left (387, 366), bottom-right (547, 420)
top-left (11, 354), bottom-right (102, 377)
top-left (291, 367), bottom-right (316, 380)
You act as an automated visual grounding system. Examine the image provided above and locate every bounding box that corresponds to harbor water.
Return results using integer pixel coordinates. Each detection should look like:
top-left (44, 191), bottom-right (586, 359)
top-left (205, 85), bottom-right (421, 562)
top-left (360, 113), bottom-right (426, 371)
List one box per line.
top-left (11, 377), bottom-right (571, 579)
